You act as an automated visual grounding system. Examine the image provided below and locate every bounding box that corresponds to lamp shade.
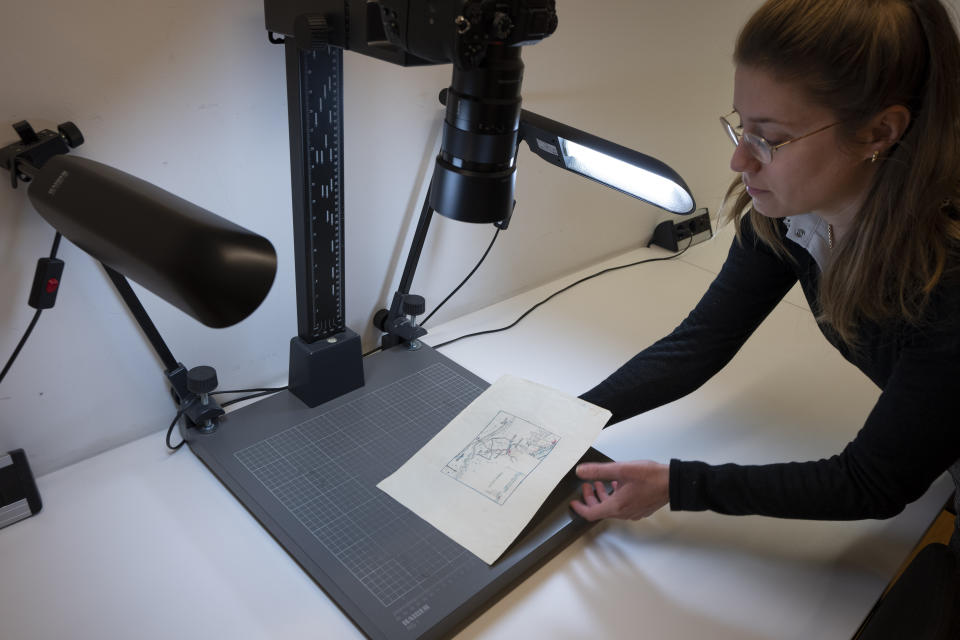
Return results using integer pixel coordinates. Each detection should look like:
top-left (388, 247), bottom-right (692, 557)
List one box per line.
top-left (26, 154), bottom-right (277, 328)
top-left (520, 109), bottom-right (695, 215)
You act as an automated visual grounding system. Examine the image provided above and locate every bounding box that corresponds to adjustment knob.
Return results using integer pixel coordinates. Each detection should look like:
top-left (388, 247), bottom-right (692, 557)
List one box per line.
top-left (294, 15), bottom-right (331, 50)
top-left (492, 13), bottom-right (513, 39)
top-left (373, 308), bottom-right (390, 332)
top-left (402, 294), bottom-right (425, 317)
top-left (187, 365), bottom-right (218, 395)
top-left (57, 121), bottom-right (84, 148)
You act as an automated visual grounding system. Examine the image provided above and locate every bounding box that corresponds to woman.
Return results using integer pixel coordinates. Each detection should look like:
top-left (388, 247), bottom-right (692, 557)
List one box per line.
top-left (571, 0), bottom-right (960, 529)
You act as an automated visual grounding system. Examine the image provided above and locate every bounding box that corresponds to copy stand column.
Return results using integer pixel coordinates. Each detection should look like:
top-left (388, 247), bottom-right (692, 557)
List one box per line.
top-left (283, 35), bottom-right (363, 407)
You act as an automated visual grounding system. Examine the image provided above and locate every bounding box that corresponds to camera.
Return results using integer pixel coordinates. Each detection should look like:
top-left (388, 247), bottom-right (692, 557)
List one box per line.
top-left (266, 0), bottom-right (559, 224)
top-left (378, 0), bottom-right (557, 69)
top-left (377, 1), bottom-right (558, 224)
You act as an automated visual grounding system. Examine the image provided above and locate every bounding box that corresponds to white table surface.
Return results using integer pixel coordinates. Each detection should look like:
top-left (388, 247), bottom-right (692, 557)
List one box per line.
top-left (1, 236), bottom-right (951, 640)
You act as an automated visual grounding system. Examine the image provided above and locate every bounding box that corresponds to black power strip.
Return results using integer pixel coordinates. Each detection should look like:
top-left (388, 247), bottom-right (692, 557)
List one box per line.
top-left (651, 208), bottom-right (712, 251)
top-left (0, 449), bottom-right (42, 530)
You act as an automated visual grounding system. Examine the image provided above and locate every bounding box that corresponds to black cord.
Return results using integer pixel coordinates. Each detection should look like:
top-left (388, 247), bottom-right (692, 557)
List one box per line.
top-left (362, 225), bottom-right (501, 358)
top-left (49, 232), bottom-right (62, 259)
top-left (421, 226), bottom-right (501, 327)
top-left (165, 397), bottom-right (196, 451)
top-left (432, 238), bottom-right (696, 350)
top-left (0, 232), bottom-right (63, 385)
top-left (0, 309), bottom-right (42, 385)
top-left (212, 386), bottom-right (288, 396)
top-left (165, 386), bottom-right (288, 451)
top-left (220, 388), bottom-right (288, 408)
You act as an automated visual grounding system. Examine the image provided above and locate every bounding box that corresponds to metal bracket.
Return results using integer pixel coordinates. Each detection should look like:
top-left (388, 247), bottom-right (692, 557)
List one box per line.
top-left (0, 120), bottom-right (83, 189)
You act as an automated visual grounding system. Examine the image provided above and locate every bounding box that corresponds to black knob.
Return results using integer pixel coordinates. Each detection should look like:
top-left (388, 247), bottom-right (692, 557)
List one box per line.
top-left (294, 15), bottom-right (331, 50)
top-left (373, 308), bottom-right (390, 331)
top-left (57, 121), bottom-right (84, 148)
top-left (187, 366), bottom-right (218, 395)
top-left (402, 295), bottom-right (425, 317)
top-left (492, 13), bottom-right (513, 39)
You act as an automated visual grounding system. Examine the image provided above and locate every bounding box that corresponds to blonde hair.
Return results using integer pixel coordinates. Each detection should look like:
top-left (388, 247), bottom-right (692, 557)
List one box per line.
top-left (723, 0), bottom-right (960, 345)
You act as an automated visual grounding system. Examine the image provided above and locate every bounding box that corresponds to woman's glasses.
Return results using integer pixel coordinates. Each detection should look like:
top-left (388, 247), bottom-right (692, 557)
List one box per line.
top-left (721, 110), bottom-right (841, 164)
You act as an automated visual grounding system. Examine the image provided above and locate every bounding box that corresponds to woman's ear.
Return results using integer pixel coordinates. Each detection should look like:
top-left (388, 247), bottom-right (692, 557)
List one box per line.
top-left (865, 105), bottom-right (911, 159)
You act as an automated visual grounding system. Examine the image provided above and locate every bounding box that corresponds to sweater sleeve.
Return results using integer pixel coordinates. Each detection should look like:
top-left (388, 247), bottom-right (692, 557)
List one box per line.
top-left (580, 218), bottom-right (798, 425)
top-left (669, 294), bottom-right (960, 520)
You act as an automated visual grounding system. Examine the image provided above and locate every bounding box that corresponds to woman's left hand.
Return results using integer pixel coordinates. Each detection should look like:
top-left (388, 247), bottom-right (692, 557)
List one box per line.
top-left (570, 460), bottom-right (670, 521)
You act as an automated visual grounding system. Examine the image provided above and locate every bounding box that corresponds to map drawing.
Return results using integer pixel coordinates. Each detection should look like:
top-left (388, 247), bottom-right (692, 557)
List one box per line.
top-left (441, 411), bottom-right (560, 505)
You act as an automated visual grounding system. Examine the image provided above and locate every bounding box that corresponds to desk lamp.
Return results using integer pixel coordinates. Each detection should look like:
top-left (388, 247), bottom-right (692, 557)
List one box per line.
top-left (518, 109), bottom-right (695, 214)
top-left (1, 120), bottom-right (277, 429)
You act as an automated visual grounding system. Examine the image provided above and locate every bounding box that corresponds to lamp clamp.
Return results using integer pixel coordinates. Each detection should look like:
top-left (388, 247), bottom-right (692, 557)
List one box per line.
top-left (166, 363), bottom-right (225, 433)
top-left (0, 120), bottom-right (83, 189)
top-left (373, 291), bottom-right (427, 349)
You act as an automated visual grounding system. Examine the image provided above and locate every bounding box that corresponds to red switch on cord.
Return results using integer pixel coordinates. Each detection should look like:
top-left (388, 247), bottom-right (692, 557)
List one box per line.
top-left (28, 258), bottom-right (65, 309)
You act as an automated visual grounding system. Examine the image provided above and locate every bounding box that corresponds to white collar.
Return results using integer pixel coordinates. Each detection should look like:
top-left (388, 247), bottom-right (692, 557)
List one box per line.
top-left (782, 213), bottom-right (832, 271)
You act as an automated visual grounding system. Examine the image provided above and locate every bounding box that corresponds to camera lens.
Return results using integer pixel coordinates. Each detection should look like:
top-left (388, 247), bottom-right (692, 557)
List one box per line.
top-left (429, 45), bottom-right (524, 224)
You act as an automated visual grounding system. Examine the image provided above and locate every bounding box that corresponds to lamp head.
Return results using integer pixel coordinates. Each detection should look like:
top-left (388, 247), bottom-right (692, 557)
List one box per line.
top-left (24, 153), bottom-right (277, 328)
top-left (519, 110), bottom-right (696, 215)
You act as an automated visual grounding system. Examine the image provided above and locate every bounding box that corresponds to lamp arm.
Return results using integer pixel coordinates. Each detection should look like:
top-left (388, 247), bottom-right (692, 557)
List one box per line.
top-left (396, 184), bottom-right (435, 298)
top-left (372, 161), bottom-right (518, 350)
top-left (373, 186), bottom-right (435, 349)
top-left (100, 263), bottom-right (224, 431)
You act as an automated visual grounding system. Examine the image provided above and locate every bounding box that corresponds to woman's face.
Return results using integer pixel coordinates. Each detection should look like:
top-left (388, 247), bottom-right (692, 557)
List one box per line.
top-left (731, 65), bottom-right (875, 224)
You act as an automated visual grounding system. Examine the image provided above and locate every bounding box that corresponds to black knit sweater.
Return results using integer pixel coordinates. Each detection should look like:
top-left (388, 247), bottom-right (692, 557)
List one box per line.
top-left (580, 217), bottom-right (960, 519)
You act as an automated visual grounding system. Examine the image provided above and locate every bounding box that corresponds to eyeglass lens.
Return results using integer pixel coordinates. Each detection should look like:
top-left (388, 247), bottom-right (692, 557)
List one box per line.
top-left (721, 115), bottom-right (772, 164)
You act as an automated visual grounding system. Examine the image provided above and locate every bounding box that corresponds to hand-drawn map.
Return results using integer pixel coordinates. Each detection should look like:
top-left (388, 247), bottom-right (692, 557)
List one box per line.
top-left (441, 411), bottom-right (560, 505)
top-left (377, 374), bottom-right (611, 564)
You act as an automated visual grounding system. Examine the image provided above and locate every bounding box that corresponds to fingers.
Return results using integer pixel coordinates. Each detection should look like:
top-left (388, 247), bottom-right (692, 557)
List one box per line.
top-left (575, 462), bottom-right (621, 482)
top-left (570, 480), bottom-right (619, 521)
top-left (571, 463), bottom-right (621, 521)
top-left (570, 499), bottom-right (600, 520)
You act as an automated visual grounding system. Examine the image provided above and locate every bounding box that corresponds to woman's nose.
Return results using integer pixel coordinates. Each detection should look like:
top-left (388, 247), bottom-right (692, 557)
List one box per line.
top-left (730, 141), bottom-right (761, 174)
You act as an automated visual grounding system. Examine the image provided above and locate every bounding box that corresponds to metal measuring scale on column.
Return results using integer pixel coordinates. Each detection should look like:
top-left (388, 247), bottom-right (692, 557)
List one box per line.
top-left (283, 15), bottom-right (364, 408)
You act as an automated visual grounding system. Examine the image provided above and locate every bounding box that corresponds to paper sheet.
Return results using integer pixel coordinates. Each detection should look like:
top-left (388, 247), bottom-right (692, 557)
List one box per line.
top-left (377, 374), bottom-right (611, 564)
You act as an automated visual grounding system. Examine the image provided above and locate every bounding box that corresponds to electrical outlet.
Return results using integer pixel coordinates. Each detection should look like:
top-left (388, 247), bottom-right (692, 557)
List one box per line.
top-left (651, 208), bottom-right (712, 251)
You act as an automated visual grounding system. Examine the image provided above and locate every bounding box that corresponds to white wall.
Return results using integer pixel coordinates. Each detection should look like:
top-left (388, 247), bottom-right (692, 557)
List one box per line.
top-left (0, 0), bottom-right (779, 476)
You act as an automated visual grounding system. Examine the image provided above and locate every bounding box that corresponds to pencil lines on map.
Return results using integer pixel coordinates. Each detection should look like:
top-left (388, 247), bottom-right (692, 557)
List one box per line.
top-left (441, 411), bottom-right (560, 505)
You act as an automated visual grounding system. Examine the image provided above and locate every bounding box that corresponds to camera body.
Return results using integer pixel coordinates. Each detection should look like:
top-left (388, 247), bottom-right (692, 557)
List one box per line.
top-left (378, 0), bottom-right (557, 69)
top-left (264, 0), bottom-right (559, 224)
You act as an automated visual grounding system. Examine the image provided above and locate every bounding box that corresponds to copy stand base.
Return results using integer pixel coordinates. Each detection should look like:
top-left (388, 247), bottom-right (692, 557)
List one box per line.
top-left (289, 329), bottom-right (364, 408)
top-left (186, 345), bottom-right (609, 640)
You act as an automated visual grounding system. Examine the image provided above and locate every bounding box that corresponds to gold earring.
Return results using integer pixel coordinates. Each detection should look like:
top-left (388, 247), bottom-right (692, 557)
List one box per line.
top-left (871, 150), bottom-right (880, 163)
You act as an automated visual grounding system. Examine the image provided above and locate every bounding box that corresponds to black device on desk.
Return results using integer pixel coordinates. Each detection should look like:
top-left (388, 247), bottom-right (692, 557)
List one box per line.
top-left (1, 2), bottom-right (693, 637)
top-left (187, 1), bottom-right (693, 637)
top-left (183, 4), bottom-right (610, 638)
top-left (0, 449), bottom-right (42, 530)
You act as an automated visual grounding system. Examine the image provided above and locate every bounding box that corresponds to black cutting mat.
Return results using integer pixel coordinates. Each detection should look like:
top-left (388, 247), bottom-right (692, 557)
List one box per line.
top-left (233, 361), bottom-right (482, 608)
top-left (186, 345), bottom-right (603, 640)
